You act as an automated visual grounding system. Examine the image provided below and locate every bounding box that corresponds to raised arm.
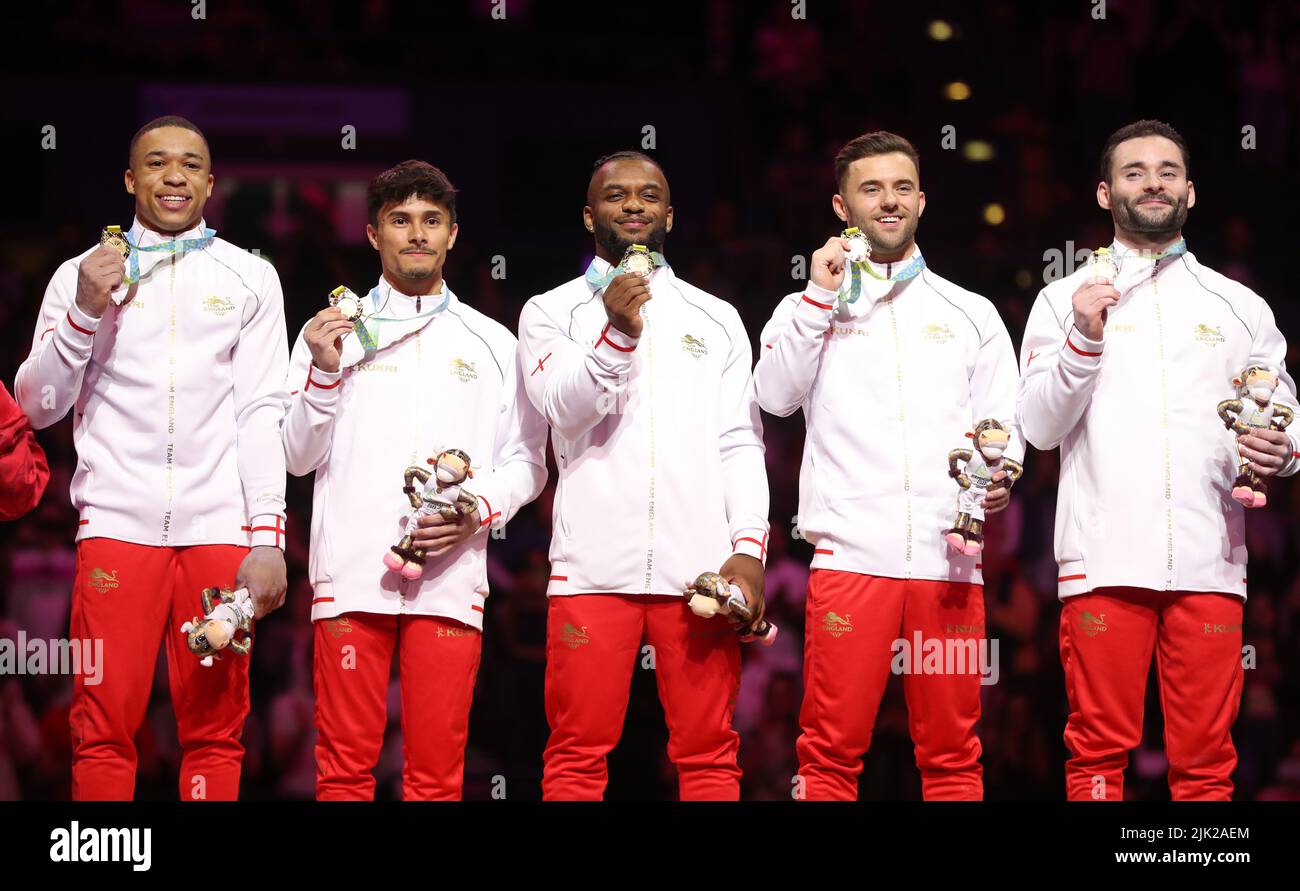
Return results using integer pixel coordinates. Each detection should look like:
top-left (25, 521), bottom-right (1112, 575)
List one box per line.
top-left (518, 296), bottom-right (639, 443)
top-left (1016, 285), bottom-right (1107, 451)
top-left (14, 259), bottom-right (101, 430)
top-left (752, 285), bottom-right (835, 418)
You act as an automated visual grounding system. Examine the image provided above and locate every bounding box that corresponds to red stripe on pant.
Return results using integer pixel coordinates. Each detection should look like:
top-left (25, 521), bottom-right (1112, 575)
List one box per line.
top-left (542, 593), bottom-right (741, 800)
top-left (313, 611), bottom-right (481, 800)
top-left (1059, 588), bottom-right (1243, 801)
top-left (69, 538), bottom-right (250, 800)
top-left (795, 570), bottom-right (985, 800)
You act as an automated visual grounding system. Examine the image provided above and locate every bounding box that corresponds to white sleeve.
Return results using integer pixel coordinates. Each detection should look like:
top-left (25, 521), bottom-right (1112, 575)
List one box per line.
top-left (970, 303), bottom-right (1026, 464)
top-left (468, 341), bottom-right (550, 533)
top-left (281, 322), bottom-right (342, 477)
top-left (518, 297), bottom-right (638, 443)
top-left (1016, 289), bottom-right (1104, 451)
top-left (1250, 298), bottom-right (1300, 477)
top-left (751, 283), bottom-right (835, 418)
top-left (233, 262), bottom-right (290, 548)
top-left (14, 259), bottom-right (99, 431)
top-left (719, 314), bottom-right (770, 563)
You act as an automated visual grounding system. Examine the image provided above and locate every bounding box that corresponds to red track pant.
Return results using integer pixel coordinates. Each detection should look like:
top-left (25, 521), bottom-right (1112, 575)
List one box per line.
top-left (795, 570), bottom-right (985, 800)
top-left (69, 538), bottom-right (250, 800)
top-left (1060, 588), bottom-right (1244, 801)
top-left (313, 612), bottom-right (481, 800)
top-left (541, 594), bottom-right (742, 800)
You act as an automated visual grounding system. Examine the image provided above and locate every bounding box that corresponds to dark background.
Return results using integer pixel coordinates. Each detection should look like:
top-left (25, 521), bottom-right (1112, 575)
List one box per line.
top-left (2, 0), bottom-right (1299, 800)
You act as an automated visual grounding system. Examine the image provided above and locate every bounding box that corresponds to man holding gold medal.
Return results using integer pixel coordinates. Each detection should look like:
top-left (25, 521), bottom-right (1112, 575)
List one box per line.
top-left (1017, 120), bottom-right (1300, 800)
top-left (283, 160), bottom-right (547, 799)
top-left (518, 151), bottom-right (770, 800)
top-left (753, 131), bottom-right (1022, 800)
top-left (14, 116), bottom-right (289, 800)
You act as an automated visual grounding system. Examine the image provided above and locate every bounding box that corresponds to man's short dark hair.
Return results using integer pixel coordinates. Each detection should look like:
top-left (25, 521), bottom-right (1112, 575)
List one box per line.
top-left (1099, 119), bottom-right (1189, 184)
top-left (834, 131), bottom-right (920, 191)
top-left (591, 150), bottom-right (663, 176)
top-left (367, 160), bottom-right (458, 227)
top-left (128, 115), bottom-right (209, 166)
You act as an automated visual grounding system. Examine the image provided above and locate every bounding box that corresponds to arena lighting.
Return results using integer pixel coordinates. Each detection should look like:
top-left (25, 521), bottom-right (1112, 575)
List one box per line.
top-left (1015, 269), bottom-right (1034, 289)
top-left (944, 81), bottom-right (971, 101)
top-left (983, 203), bottom-right (1006, 225)
top-left (928, 20), bottom-right (954, 41)
top-left (963, 140), bottom-right (995, 161)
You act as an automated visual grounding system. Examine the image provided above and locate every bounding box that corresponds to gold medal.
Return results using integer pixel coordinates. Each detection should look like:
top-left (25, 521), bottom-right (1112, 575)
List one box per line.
top-left (100, 225), bottom-right (131, 259)
top-left (843, 226), bottom-right (871, 264)
top-left (328, 285), bottom-right (365, 322)
top-left (1088, 247), bottom-right (1119, 283)
top-left (620, 243), bottom-right (655, 278)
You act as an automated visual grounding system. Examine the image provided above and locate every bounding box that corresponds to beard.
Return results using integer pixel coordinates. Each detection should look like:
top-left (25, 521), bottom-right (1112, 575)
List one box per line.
top-left (1112, 193), bottom-right (1188, 238)
top-left (394, 256), bottom-right (437, 281)
top-left (594, 216), bottom-right (669, 260)
top-left (848, 210), bottom-right (919, 258)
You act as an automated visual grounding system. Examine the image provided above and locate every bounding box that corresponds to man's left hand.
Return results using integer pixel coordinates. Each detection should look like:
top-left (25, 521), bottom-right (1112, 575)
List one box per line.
top-left (411, 507), bottom-right (481, 559)
top-left (718, 553), bottom-right (765, 628)
top-left (1239, 429), bottom-right (1292, 477)
top-left (237, 546), bottom-right (288, 620)
top-left (984, 470), bottom-right (1012, 514)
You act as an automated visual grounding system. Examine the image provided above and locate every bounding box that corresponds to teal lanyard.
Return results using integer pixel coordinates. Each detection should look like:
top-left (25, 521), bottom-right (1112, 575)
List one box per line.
top-left (124, 228), bottom-right (217, 283)
top-left (840, 253), bottom-right (926, 304)
top-left (1109, 237), bottom-right (1187, 265)
top-left (355, 285), bottom-right (451, 352)
top-left (584, 251), bottom-right (668, 291)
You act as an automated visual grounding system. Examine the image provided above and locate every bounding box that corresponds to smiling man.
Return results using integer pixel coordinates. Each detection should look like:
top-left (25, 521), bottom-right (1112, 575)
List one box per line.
top-left (15, 116), bottom-right (288, 800)
top-left (1018, 119), bottom-right (1300, 800)
top-left (283, 160), bottom-right (547, 799)
top-left (752, 131), bottom-right (1022, 800)
top-left (518, 151), bottom-right (770, 800)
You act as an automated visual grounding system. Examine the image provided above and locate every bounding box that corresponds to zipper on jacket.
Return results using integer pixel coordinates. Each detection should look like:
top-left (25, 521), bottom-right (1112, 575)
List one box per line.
top-left (401, 328), bottom-right (426, 614)
top-left (161, 253), bottom-right (178, 544)
top-left (885, 293), bottom-right (913, 577)
top-left (641, 301), bottom-right (657, 593)
top-left (1151, 265), bottom-right (1175, 590)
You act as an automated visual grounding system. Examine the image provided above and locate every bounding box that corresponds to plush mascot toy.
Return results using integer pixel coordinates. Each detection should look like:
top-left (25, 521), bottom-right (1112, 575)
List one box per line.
top-left (1217, 365), bottom-right (1294, 508)
top-left (383, 448), bottom-right (478, 580)
top-left (945, 419), bottom-right (1024, 556)
top-left (683, 571), bottom-right (777, 645)
top-left (180, 587), bottom-right (254, 667)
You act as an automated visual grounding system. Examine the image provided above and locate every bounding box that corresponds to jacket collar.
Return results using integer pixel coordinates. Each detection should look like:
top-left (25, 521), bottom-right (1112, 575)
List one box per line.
top-left (128, 216), bottom-right (209, 248)
top-left (367, 276), bottom-right (455, 319)
top-left (855, 243), bottom-right (925, 306)
top-left (585, 254), bottom-right (674, 294)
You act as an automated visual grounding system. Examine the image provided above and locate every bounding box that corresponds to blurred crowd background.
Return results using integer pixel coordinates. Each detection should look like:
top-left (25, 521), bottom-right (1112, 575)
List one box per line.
top-left (3, 0), bottom-right (1300, 800)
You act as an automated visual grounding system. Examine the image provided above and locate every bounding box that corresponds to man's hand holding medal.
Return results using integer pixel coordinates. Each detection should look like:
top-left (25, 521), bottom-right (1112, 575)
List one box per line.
top-left (304, 286), bottom-right (362, 373)
top-left (76, 226), bottom-right (131, 319)
top-left (810, 227), bottom-right (870, 296)
top-left (601, 244), bottom-right (655, 338)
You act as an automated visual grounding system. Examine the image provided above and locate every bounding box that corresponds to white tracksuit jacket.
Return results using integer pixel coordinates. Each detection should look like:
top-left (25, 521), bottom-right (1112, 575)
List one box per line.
top-left (518, 260), bottom-right (770, 597)
top-left (283, 280), bottom-right (548, 630)
top-left (14, 218), bottom-right (289, 549)
top-left (753, 246), bottom-right (1023, 584)
top-left (1017, 243), bottom-right (1300, 600)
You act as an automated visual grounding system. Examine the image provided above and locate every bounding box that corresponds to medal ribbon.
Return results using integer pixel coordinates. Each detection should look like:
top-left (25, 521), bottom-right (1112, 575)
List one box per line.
top-left (124, 228), bottom-right (217, 283)
top-left (1108, 237), bottom-right (1187, 265)
top-left (839, 252), bottom-right (927, 304)
top-left (355, 285), bottom-right (451, 353)
top-left (584, 251), bottom-right (668, 291)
